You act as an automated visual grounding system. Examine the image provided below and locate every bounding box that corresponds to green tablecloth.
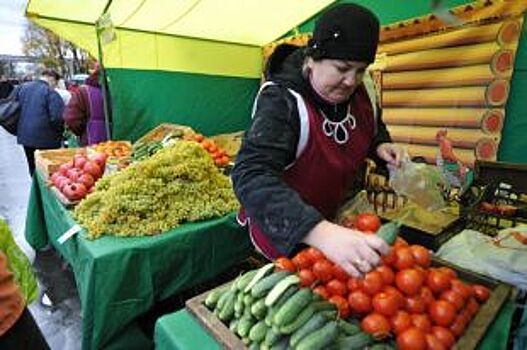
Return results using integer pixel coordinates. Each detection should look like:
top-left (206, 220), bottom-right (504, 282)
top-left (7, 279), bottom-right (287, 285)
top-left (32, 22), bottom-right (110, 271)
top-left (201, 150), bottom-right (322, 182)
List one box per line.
top-left (25, 171), bottom-right (252, 350)
top-left (155, 301), bottom-right (516, 350)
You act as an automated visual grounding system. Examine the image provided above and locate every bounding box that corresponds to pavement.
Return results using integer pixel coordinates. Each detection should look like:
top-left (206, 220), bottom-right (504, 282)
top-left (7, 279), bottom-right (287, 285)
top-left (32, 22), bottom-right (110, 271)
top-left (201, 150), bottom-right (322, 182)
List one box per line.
top-left (0, 128), bottom-right (82, 350)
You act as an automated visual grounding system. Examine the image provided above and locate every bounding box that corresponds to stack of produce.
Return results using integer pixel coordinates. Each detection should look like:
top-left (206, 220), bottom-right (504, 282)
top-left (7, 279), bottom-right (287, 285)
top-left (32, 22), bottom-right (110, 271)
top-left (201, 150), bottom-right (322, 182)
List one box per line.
top-left (92, 140), bottom-right (132, 158)
top-left (205, 214), bottom-right (492, 349)
top-left (189, 133), bottom-right (230, 167)
top-left (132, 129), bottom-right (185, 161)
top-left (74, 141), bottom-right (239, 239)
top-left (50, 153), bottom-right (107, 202)
top-left (205, 263), bottom-right (386, 350)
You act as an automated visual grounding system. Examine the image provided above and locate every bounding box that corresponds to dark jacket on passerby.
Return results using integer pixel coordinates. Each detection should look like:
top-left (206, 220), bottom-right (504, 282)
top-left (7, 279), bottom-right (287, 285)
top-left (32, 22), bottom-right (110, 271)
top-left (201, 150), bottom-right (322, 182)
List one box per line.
top-left (16, 80), bottom-right (65, 148)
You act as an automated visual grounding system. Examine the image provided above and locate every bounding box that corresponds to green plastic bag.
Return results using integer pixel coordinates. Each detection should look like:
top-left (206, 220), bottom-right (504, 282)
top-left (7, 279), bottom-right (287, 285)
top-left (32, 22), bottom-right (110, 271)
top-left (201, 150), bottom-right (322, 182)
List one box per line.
top-left (0, 219), bottom-right (38, 304)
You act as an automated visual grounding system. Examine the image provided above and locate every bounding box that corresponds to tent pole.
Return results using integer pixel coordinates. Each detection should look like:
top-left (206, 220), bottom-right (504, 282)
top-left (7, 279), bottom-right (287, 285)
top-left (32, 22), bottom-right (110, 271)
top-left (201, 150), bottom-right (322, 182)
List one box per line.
top-left (97, 0), bottom-right (114, 141)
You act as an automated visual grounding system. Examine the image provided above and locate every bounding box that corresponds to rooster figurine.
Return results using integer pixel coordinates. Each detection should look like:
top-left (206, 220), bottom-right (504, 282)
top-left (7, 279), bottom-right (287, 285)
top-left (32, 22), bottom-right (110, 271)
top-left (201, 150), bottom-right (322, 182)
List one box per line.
top-left (436, 129), bottom-right (472, 194)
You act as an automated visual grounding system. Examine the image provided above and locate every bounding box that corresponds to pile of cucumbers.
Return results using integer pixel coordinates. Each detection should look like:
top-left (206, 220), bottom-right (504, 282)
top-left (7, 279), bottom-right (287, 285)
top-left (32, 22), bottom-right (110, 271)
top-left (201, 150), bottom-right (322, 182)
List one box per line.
top-left (205, 263), bottom-right (395, 350)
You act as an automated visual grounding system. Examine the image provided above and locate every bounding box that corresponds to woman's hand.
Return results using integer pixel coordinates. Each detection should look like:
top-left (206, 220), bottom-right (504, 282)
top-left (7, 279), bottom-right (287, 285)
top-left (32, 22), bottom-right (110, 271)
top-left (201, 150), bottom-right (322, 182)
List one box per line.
top-left (376, 143), bottom-right (406, 167)
top-left (303, 220), bottom-right (390, 278)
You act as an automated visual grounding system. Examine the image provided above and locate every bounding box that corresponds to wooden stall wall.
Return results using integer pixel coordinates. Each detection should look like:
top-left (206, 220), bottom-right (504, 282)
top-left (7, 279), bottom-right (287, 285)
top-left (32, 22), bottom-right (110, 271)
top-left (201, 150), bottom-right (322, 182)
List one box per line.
top-left (263, 0), bottom-right (527, 167)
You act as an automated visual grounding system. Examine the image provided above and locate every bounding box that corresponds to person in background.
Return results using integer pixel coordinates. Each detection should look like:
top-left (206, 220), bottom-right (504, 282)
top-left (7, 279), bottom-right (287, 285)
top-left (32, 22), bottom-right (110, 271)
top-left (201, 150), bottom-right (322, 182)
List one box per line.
top-left (232, 3), bottom-right (405, 277)
top-left (55, 78), bottom-right (72, 106)
top-left (16, 69), bottom-right (65, 176)
top-left (0, 75), bottom-right (14, 99)
top-left (63, 65), bottom-right (108, 146)
top-left (0, 251), bottom-right (49, 349)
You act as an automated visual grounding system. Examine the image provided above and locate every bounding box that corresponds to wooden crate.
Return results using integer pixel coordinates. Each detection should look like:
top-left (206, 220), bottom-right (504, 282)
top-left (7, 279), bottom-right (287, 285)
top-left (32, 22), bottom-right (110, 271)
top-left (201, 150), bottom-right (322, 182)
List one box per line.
top-left (35, 148), bottom-right (86, 180)
top-left (186, 259), bottom-right (513, 350)
top-left (186, 281), bottom-right (245, 350)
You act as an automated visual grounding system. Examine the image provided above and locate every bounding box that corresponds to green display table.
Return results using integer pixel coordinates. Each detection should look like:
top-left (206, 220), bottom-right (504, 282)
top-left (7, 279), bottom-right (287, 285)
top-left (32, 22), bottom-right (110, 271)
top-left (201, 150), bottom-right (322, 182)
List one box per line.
top-left (25, 171), bottom-right (252, 350)
top-left (155, 300), bottom-right (516, 350)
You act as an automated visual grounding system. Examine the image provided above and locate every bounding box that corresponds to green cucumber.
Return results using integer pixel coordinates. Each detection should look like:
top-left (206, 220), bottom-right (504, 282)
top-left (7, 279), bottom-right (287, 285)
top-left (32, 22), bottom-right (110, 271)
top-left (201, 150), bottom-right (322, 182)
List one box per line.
top-left (376, 220), bottom-right (401, 245)
top-left (265, 285), bottom-right (299, 326)
top-left (273, 288), bottom-right (313, 326)
top-left (229, 318), bottom-right (239, 332)
top-left (248, 342), bottom-right (259, 350)
top-left (244, 263), bottom-right (275, 293)
top-left (290, 312), bottom-right (327, 347)
top-left (279, 305), bottom-right (315, 334)
top-left (296, 320), bottom-right (338, 350)
top-left (251, 271), bottom-right (291, 298)
top-left (237, 315), bottom-right (256, 338)
top-left (263, 328), bottom-right (282, 347)
top-left (338, 319), bottom-right (360, 336)
top-left (215, 289), bottom-right (233, 312)
top-left (265, 274), bottom-right (300, 307)
top-left (249, 320), bottom-right (268, 343)
top-left (270, 337), bottom-right (289, 350)
top-left (204, 287), bottom-right (224, 309)
top-left (218, 291), bottom-right (236, 322)
top-left (234, 294), bottom-right (245, 318)
top-left (250, 298), bottom-right (268, 320)
top-left (335, 332), bottom-right (373, 350)
top-left (243, 294), bottom-right (255, 306)
top-left (312, 300), bottom-right (337, 312)
top-left (235, 270), bottom-right (258, 292)
top-left (321, 310), bottom-right (338, 320)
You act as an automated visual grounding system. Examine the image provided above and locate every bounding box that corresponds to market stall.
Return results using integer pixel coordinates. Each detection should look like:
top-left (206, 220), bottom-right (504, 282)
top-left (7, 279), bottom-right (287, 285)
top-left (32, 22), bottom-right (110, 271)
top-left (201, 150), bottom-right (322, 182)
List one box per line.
top-left (24, 132), bottom-right (252, 349)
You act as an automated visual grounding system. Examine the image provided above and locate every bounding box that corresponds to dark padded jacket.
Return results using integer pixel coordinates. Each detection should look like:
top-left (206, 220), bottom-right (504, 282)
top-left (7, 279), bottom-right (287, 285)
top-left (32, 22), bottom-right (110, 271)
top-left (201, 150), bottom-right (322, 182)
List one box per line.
top-left (231, 45), bottom-right (391, 255)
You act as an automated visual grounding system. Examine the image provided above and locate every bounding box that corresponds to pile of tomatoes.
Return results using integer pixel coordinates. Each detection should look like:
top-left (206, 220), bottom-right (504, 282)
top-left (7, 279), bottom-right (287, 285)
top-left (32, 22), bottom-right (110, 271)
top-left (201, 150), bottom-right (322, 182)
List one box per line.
top-left (189, 133), bottom-right (230, 167)
top-left (275, 240), bottom-right (491, 350)
top-left (50, 153), bottom-right (107, 202)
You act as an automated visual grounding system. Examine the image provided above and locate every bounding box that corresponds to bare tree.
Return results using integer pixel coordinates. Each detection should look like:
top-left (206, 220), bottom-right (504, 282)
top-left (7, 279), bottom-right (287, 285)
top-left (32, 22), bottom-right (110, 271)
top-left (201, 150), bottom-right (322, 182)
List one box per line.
top-left (21, 22), bottom-right (94, 78)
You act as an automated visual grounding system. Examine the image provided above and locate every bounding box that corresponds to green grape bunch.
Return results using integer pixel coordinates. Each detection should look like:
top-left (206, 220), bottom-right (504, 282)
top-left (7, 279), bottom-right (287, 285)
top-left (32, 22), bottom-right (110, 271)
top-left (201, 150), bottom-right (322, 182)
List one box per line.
top-left (74, 141), bottom-right (240, 239)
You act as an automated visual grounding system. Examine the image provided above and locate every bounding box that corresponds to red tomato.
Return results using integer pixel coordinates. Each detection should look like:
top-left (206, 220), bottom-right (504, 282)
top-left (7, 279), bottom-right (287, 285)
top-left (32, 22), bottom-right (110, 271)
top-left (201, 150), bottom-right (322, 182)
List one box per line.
top-left (472, 284), bottom-right (491, 303)
top-left (394, 247), bottom-right (416, 270)
top-left (384, 286), bottom-right (405, 306)
top-left (292, 252), bottom-right (311, 270)
top-left (346, 277), bottom-right (362, 292)
top-left (437, 267), bottom-right (458, 280)
top-left (313, 285), bottom-right (330, 300)
top-left (427, 270), bottom-right (452, 295)
top-left (396, 327), bottom-right (427, 350)
top-left (312, 259), bottom-right (333, 282)
top-left (440, 290), bottom-right (465, 311)
top-left (449, 314), bottom-right (467, 338)
top-left (298, 269), bottom-right (316, 287)
top-left (361, 313), bottom-right (391, 338)
top-left (429, 300), bottom-right (457, 327)
top-left (326, 279), bottom-right (347, 296)
top-left (304, 247), bottom-right (325, 262)
top-left (466, 297), bottom-right (480, 317)
top-left (373, 291), bottom-right (402, 317)
top-left (355, 213), bottom-right (381, 233)
top-left (410, 245), bottom-right (431, 268)
top-left (348, 290), bottom-right (372, 314)
top-left (396, 269), bottom-right (424, 296)
top-left (411, 313), bottom-right (432, 333)
top-left (419, 287), bottom-right (435, 307)
top-left (382, 249), bottom-right (397, 266)
top-left (426, 334), bottom-right (447, 350)
top-left (451, 279), bottom-right (472, 300)
top-left (431, 326), bottom-right (456, 348)
top-left (274, 257), bottom-right (296, 273)
top-left (376, 265), bottom-right (395, 285)
top-left (329, 295), bottom-right (350, 318)
top-left (362, 271), bottom-right (385, 296)
top-left (332, 264), bottom-right (349, 282)
top-left (394, 237), bottom-right (410, 248)
top-left (391, 310), bottom-right (412, 335)
top-left (405, 295), bottom-right (426, 314)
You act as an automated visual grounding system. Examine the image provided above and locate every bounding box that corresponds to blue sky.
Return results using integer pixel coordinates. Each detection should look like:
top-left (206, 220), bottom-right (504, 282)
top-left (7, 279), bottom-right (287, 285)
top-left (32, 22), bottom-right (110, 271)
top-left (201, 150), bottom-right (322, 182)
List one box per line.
top-left (0, 0), bottom-right (29, 55)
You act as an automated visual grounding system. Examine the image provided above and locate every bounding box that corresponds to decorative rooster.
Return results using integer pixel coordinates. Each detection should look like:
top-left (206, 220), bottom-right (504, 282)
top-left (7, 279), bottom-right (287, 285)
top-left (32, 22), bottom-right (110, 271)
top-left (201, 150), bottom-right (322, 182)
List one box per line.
top-left (435, 129), bottom-right (472, 193)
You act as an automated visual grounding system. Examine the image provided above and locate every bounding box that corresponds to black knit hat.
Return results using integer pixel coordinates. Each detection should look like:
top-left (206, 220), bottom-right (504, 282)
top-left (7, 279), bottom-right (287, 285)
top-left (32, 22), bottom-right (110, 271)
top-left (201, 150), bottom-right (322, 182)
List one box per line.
top-left (309, 3), bottom-right (380, 63)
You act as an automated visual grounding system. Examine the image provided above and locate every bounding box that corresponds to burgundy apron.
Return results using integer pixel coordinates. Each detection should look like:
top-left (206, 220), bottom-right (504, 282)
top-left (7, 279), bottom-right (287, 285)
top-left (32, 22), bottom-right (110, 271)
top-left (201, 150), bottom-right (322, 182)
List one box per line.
top-left (238, 84), bottom-right (376, 259)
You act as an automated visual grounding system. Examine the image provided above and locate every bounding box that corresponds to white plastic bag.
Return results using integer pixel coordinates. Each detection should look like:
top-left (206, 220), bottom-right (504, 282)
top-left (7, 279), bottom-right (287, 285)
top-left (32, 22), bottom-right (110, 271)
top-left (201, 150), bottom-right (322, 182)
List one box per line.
top-left (389, 158), bottom-right (448, 211)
